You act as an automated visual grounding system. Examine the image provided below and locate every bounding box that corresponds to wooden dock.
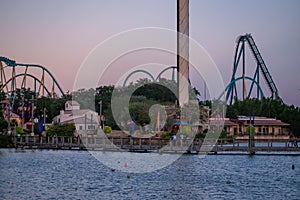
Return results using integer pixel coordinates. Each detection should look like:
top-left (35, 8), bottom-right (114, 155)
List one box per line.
top-left (11, 135), bottom-right (300, 154)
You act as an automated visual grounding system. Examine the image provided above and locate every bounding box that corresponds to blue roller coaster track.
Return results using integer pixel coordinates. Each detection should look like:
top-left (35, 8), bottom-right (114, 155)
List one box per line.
top-left (0, 56), bottom-right (65, 97)
top-left (224, 33), bottom-right (279, 104)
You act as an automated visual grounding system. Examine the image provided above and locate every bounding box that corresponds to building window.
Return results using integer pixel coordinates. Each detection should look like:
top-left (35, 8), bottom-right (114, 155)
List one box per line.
top-left (88, 125), bottom-right (95, 130)
top-left (79, 126), bottom-right (82, 130)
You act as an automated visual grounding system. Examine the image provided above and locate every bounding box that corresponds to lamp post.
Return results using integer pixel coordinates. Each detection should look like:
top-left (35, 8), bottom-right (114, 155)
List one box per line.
top-left (7, 101), bottom-right (11, 135)
top-left (30, 95), bottom-right (35, 135)
top-left (42, 107), bottom-right (47, 130)
top-left (21, 94), bottom-right (24, 129)
top-left (98, 100), bottom-right (102, 129)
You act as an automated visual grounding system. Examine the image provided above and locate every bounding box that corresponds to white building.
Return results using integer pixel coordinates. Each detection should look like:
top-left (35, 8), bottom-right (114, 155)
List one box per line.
top-left (53, 101), bottom-right (99, 131)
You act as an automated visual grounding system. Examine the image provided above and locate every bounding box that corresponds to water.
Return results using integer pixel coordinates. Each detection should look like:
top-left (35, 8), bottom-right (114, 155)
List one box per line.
top-left (0, 149), bottom-right (299, 200)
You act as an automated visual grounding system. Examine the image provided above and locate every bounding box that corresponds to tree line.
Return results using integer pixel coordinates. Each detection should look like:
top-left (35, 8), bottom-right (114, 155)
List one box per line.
top-left (226, 98), bottom-right (300, 137)
top-left (1, 79), bottom-right (299, 137)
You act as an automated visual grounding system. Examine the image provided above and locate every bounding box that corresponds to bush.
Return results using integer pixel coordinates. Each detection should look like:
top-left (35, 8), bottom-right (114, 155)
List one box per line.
top-left (0, 135), bottom-right (13, 147)
top-left (181, 126), bottom-right (191, 134)
top-left (46, 123), bottom-right (76, 136)
top-left (195, 133), bottom-right (205, 139)
top-left (23, 129), bottom-right (31, 134)
top-left (15, 126), bottom-right (23, 135)
top-left (0, 120), bottom-right (8, 132)
top-left (161, 131), bottom-right (172, 139)
top-left (246, 126), bottom-right (256, 135)
top-left (104, 126), bottom-right (112, 134)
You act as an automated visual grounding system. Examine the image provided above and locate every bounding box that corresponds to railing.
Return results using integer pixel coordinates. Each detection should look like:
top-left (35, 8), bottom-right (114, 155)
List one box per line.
top-left (11, 136), bottom-right (300, 153)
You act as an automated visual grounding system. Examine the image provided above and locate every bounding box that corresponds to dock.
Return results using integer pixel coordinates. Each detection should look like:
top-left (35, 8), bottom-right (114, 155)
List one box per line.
top-left (10, 135), bottom-right (300, 155)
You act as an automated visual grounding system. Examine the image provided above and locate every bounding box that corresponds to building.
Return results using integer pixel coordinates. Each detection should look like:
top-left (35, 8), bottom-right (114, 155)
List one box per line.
top-left (53, 100), bottom-right (99, 131)
top-left (1, 100), bottom-right (22, 126)
top-left (4, 112), bottom-right (22, 126)
top-left (215, 116), bottom-right (290, 136)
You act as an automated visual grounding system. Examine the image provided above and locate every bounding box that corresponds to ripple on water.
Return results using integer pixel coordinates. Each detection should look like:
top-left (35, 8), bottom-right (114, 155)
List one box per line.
top-left (0, 149), bottom-right (300, 200)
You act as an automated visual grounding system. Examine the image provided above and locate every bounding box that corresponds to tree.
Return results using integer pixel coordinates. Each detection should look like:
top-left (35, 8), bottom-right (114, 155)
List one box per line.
top-left (226, 97), bottom-right (300, 137)
top-left (246, 126), bottom-right (256, 135)
top-left (46, 123), bottom-right (75, 136)
top-left (104, 126), bottom-right (112, 134)
top-left (72, 88), bottom-right (96, 110)
top-left (0, 120), bottom-right (8, 132)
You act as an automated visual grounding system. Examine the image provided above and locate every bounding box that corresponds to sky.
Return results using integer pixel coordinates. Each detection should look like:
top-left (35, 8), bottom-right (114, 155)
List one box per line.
top-left (0, 0), bottom-right (299, 106)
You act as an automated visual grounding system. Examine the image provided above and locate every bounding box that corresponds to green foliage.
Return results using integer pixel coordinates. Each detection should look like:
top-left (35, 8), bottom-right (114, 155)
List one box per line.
top-left (0, 119), bottom-right (8, 132)
top-left (46, 123), bottom-right (75, 136)
top-left (72, 88), bottom-right (96, 110)
top-left (23, 129), bottom-right (31, 134)
top-left (246, 126), bottom-right (256, 135)
top-left (10, 88), bottom-right (36, 122)
top-left (226, 97), bottom-right (300, 137)
top-left (11, 119), bottom-right (17, 127)
top-left (161, 131), bottom-right (172, 139)
top-left (72, 79), bottom-right (200, 131)
top-left (94, 86), bottom-right (116, 129)
top-left (0, 91), bottom-right (6, 120)
top-left (50, 98), bottom-right (67, 119)
top-left (104, 126), bottom-right (112, 134)
top-left (0, 135), bottom-right (13, 147)
top-left (131, 80), bottom-right (177, 103)
top-left (0, 91), bottom-right (6, 101)
top-left (15, 126), bottom-right (23, 135)
top-left (34, 123), bottom-right (40, 135)
top-left (181, 126), bottom-right (191, 134)
top-left (220, 130), bottom-right (228, 138)
top-left (129, 101), bottom-right (152, 126)
top-left (195, 133), bottom-right (205, 139)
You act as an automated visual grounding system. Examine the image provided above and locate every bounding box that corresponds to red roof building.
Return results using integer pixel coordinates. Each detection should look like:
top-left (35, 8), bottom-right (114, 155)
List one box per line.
top-left (211, 116), bottom-right (290, 136)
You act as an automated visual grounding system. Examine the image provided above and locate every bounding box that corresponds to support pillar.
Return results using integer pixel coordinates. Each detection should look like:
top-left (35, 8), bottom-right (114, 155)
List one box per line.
top-left (177, 0), bottom-right (189, 106)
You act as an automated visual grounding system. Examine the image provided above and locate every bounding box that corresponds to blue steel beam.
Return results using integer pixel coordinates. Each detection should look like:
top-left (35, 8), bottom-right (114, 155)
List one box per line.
top-left (222, 76), bottom-right (264, 102)
top-left (0, 57), bottom-right (65, 97)
top-left (156, 66), bottom-right (177, 81)
top-left (122, 69), bottom-right (155, 88)
top-left (2, 73), bottom-right (52, 97)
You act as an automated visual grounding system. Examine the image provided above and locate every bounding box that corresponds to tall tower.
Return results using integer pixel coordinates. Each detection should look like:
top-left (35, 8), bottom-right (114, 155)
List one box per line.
top-left (177, 0), bottom-right (189, 106)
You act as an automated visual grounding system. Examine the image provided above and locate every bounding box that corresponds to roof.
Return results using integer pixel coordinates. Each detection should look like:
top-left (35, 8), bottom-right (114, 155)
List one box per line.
top-left (66, 100), bottom-right (80, 106)
top-left (65, 109), bottom-right (97, 116)
top-left (235, 116), bottom-right (289, 126)
top-left (224, 120), bottom-right (238, 126)
top-left (209, 117), bottom-right (289, 127)
top-left (7, 112), bottom-right (21, 119)
top-left (61, 116), bottom-right (99, 124)
top-left (245, 119), bottom-right (289, 126)
top-left (209, 118), bottom-right (238, 126)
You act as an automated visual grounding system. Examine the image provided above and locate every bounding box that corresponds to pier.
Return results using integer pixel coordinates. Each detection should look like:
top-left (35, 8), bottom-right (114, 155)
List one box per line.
top-left (11, 135), bottom-right (300, 154)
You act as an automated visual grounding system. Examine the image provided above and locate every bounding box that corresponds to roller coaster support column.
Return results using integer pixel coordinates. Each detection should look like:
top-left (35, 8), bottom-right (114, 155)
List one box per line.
top-left (177, 0), bottom-right (189, 106)
top-left (30, 95), bottom-right (35, 135)
top-left (242, 38), bottom-right (246, 100)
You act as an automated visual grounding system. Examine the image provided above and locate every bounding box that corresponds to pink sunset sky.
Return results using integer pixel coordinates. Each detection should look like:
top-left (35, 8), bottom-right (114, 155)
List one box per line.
top-left (0, 0), bottom-right (299, 106)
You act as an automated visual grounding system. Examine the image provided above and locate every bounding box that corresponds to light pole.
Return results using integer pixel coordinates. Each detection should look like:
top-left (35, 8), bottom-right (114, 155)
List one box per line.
top-left (7, 101), bottom-right (11, 135)
top-left (42, 107), bottom-right (47, 131)
top-left (21, 94), bottom-right (24, 129)
top-left (30, 95), bottom-right (35, 135)
top-left (98, 100), bottom-right (102, 129)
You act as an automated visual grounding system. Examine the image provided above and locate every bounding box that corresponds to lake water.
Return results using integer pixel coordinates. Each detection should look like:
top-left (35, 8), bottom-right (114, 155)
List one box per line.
top-left (0, 149), bottom-right (299, 200)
